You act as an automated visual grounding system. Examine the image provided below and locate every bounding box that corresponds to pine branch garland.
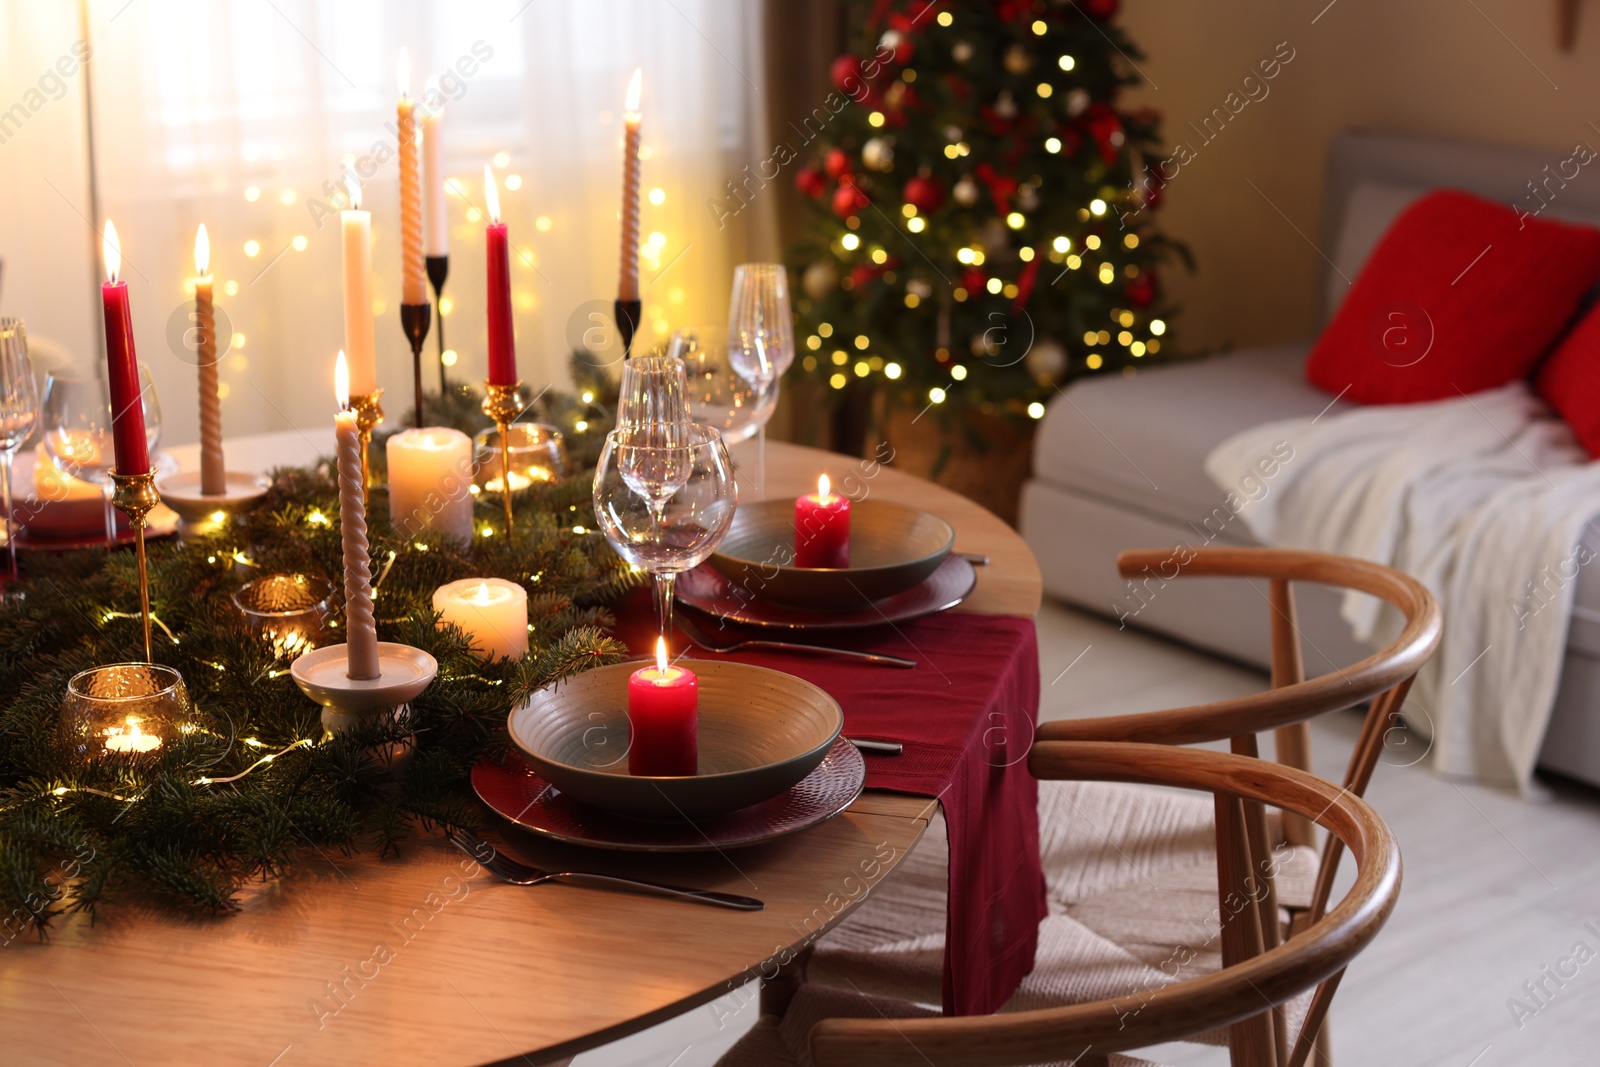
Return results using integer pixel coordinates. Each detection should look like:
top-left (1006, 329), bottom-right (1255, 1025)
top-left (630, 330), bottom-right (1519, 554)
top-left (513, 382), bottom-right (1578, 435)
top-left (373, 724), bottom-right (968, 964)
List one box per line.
top-left (0, 377), bottom-right (634, 935)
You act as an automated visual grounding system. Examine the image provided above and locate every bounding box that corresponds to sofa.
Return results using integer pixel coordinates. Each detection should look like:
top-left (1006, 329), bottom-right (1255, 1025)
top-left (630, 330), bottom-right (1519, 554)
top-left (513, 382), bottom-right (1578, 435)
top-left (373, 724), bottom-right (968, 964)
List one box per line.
top-left (1022, 127), bottom-right (1600, 788)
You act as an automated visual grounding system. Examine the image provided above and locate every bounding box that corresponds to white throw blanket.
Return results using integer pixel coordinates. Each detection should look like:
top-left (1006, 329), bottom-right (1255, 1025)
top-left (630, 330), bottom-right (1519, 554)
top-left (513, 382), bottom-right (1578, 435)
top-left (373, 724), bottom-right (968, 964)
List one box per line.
top-left (1205, 382), bottom-right (1600, 790)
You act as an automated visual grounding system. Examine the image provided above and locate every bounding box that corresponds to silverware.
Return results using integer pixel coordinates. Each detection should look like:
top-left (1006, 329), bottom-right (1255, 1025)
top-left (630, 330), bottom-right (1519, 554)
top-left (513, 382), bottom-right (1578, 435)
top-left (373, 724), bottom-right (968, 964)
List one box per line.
top-left (448, 828), bottom-right (764, 911)
top-left (957, 552), bottom-right (990, 566)
top-left (676, 609), bottom-right (916, 669)
top-left (847, 737), bottom-right (904, 756)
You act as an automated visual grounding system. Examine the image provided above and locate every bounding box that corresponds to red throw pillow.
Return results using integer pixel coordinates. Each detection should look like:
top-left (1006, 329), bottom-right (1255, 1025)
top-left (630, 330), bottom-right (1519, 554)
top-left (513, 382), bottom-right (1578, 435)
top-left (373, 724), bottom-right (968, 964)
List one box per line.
top-left (1534, 301), bottom-right (1600, 457)
top-left (1305, 189), bottom-right (1600, 403)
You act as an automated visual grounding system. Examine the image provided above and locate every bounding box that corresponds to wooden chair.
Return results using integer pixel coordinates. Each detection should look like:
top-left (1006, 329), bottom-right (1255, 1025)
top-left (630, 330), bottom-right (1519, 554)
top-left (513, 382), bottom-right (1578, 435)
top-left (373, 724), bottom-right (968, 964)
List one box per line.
top-left (715, 741), bottom-right (1404, 1067)
top-left (789, 548), bottom-right (1441, 1066)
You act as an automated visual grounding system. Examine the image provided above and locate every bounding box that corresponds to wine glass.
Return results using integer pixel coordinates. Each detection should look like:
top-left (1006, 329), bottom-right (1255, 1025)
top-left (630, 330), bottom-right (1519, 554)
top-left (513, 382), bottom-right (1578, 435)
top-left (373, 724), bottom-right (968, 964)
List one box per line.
top-left (616, 352), bottom-right (689, 431)
top-left (593, 423), bottom-right (736, 643)
top-left (0, 320), bottom-right (39, 579)
top-left (41, 365), bottom-right (162, 546)
top-left (668, 326), bottom-right (778, 447)
top-left (727, 264), bottom-right (794, 497)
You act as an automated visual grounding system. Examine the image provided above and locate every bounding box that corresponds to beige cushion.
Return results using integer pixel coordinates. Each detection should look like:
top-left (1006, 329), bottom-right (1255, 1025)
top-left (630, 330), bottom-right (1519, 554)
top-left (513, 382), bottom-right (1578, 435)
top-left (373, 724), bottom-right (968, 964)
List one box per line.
top-left (713, 984), bottom-right (1170, 1067)
top-left (808, 780), bottom-right (1320, 1048)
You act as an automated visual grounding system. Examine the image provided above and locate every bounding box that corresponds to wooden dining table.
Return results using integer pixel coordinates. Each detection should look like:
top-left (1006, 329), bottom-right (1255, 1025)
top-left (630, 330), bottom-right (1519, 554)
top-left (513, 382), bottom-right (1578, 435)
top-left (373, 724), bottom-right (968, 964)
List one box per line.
top-left (0, 431), bottom-right (1041, 1067)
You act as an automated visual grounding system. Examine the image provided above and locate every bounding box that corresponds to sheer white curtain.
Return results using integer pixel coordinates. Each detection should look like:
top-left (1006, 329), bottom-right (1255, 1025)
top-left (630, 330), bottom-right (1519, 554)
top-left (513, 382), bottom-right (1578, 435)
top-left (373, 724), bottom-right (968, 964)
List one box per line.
top-left (11, 0), bottom-right (774, 446)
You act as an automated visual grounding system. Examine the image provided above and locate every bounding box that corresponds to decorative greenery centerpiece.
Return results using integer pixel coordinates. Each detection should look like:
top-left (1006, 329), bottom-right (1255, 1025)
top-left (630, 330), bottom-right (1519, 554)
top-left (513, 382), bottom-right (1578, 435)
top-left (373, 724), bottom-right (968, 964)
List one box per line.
top-left (0, 369), bottom-right (636, 935)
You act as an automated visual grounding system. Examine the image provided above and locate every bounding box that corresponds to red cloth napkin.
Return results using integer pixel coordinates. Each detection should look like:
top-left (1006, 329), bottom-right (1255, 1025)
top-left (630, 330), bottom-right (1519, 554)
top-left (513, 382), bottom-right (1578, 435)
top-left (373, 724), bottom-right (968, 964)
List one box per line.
top-left (618, 592), bottom-right (1046, 1015)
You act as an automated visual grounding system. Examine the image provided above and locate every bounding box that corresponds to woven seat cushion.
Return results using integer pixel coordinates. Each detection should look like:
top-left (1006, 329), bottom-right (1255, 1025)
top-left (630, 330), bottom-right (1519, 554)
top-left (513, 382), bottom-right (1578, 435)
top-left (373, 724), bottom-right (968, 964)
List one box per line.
top-left (808, 780), bottom-right (1319, 1047)
top-left (713, 983), bottom-right (1170, 1067)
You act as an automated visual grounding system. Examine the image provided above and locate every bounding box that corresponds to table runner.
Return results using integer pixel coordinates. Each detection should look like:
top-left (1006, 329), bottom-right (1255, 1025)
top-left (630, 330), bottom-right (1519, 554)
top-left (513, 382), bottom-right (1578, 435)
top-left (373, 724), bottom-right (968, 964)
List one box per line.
top-left (619, 591), bottom-right (1046, 1015)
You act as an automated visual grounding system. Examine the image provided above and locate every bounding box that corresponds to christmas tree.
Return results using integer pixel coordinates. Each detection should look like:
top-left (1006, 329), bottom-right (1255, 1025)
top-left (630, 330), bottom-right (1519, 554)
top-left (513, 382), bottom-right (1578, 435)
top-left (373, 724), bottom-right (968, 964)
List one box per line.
top-left (788, 0), bottom-right (1187, 426)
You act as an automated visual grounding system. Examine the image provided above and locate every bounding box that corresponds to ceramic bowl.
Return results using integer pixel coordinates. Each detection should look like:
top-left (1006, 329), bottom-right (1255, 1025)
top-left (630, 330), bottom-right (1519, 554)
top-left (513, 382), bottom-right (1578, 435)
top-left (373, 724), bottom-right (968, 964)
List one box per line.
top-left (708, 498), bottom-right (955, 609)
top-left (508, 660), bottom-right (844, 822)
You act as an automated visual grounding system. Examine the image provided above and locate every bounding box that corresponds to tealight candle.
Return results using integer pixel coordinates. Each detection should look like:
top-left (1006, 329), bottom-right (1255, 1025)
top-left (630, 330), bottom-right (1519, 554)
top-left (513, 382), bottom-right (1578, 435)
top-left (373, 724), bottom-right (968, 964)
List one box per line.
top-left (387, 427), bottom-right (473, 543)
top-left (104, 718), bottom-right (162, 754)
top-left (627, 637), bottom-right (697, 776)
top-left (794, 473), bottom-right (850, 568)
top-left (432, 577), bottom-right (528, 661)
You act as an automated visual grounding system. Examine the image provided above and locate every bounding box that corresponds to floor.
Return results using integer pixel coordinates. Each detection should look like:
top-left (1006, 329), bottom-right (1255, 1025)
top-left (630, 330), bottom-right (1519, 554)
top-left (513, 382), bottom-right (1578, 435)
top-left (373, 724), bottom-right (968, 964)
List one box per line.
top-left (573, 599), bottom-right (1600, 1067)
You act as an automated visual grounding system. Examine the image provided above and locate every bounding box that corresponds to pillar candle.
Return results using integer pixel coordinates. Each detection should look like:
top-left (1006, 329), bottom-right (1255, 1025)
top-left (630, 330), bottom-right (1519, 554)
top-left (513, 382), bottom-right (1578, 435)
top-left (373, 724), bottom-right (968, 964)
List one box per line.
top-left (421, 80), bottom-right (447, 258)
top-left (432, 578), bottom-right (528, 661)
top-left (794, 473), bottom-right (850, 568)
top-left (340, 178), bottom-right (378, 395)
top-left (397, 49), bottom-right (426, 306)
top-left (483, 165), bottom-right (516, 385)
top-left (335, 352), bottom-right (380, 681)
top-left (617, 68), bottom-right (642, 302)
top-left (386, 427), bottom-right (473, 544)
top-left (627, 636), bottom-right (697, 776)
top-left (193, 224), bottom-right (227, 495)
top-left (100, 221), bottom-right (149, 476)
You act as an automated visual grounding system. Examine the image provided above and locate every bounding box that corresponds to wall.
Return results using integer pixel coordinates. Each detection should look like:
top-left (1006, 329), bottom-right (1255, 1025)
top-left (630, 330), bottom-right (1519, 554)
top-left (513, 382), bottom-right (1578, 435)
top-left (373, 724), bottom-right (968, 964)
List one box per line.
top-left (1118, 0), bottom-right (1600, 352)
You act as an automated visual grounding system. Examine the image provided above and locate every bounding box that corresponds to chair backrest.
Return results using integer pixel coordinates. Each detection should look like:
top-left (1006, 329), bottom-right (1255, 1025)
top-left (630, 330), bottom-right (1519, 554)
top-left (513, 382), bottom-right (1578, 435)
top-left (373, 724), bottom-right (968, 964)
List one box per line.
top-left (807, 742), bottom-right (1403, 1067)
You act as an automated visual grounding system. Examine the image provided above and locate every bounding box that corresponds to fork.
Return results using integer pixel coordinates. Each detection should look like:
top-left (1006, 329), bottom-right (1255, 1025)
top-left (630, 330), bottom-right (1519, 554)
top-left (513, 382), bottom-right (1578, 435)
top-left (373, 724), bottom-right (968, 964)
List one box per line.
top-left (675, 609), bottom-right (916, 668)
top-left (447, 828), bottom-right (764, 911)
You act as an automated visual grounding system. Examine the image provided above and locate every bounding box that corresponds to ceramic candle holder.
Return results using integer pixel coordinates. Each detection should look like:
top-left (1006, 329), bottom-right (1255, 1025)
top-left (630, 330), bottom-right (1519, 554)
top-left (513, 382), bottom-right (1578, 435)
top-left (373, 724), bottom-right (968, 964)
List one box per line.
top-left (154, 470), bottom-right (270, 540)
top-left (471, 422), bottom-right (568, 493)
top-left (58, 662), bottom-right (193, 761)
top-left (290, 641), bottom-right (437, 737)
top-left (232, 574), bottom-right (334, 660)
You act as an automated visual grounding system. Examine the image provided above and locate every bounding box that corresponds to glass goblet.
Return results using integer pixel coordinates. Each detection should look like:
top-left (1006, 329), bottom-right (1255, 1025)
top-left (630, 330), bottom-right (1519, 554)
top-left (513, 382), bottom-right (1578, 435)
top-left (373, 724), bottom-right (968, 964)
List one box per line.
top-left (668, 326), bottom-right (778, 447)
top-left (593, 423), bottom-right (736, 642)
top-left (0, 320), bottom-right (40, 579)
top-left (41, 370), bottom-right (118, 546)
top-left (616, 353), bottom-right (689, 431)
top-left (727, 264), bottom-right (794, 497)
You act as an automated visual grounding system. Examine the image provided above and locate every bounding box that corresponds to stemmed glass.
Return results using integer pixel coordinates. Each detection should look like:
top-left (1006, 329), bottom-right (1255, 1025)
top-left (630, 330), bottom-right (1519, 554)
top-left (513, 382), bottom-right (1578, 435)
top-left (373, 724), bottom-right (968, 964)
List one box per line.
top-left (41, 366), bottom-right (163, 546)
top-left (0, 320), bottom-right (39, 579)
top-left (616, 352), bottom-right (689, 432)
top-left (727, 264), bottom-right (794, 497)
top-left (668, 326), bottom-right (778, 447)
top-left (593, 423), bottom-right (736, 641)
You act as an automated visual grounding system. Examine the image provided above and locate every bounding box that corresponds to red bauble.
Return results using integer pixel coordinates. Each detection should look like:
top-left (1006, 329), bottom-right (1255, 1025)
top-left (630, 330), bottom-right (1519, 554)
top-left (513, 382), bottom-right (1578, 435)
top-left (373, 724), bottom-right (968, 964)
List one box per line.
top-left (1082, 0), bottom-right (1119, 19)
top-left (832, 182), bottom-right (868, 218)
top-left (830, 54), bottom-right (862, 93)
top-left (1125, 272), bottom-right (1156, 308)
top-left (961, 266), bottom-right (987, 293)
top-left (824, 147), bottom-right (853, 180)
top-left (903, 175), bottom-right (945, 214)
top-left (795, 166), bottom-right (827, 198)
top-left (850, 264), bottom-right (877, 288)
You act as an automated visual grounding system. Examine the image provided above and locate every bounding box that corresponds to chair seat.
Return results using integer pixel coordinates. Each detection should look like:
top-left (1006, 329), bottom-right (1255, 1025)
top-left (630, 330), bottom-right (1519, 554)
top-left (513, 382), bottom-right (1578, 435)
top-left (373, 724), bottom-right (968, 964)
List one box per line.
top-left (713, 983), bottom-right (1171, 1067)
top-left (807, 780), bottom-right (1319, 1045)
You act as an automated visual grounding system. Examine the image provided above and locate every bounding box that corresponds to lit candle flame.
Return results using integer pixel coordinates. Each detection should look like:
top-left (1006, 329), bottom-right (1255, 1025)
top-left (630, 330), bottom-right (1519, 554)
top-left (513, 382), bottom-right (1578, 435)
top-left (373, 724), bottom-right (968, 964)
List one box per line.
top-left (484, 164), bottom-right (500, 223)
top-left (103, 220), bottom-right (121, 283)
top-left (194, 223), bottom-right (210, 277)
top-left (817, 473), bottom-right (831, 501)
top-left (335, 350), bottom-right (350, 410)
top-left (345, 173), bottom-right (362, 212)
top-left (655, 635), bottom-right (668, 673)
top-left (473, 581), bottom-right (491, 604)
top-left (397, 47), bottom-right (410, 99)
top-left (624, 68), bottom-right (642, 119)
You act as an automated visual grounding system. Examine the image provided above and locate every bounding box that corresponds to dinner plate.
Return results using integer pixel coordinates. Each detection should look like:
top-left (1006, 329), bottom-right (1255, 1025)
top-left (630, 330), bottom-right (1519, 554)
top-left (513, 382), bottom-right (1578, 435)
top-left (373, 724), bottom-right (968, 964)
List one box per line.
top-left (471, 736), bottom-right (865, 852)
top-left (0, 507), bottom-right (180, 551)
top-left (676, 553), bottom-right (976, 630)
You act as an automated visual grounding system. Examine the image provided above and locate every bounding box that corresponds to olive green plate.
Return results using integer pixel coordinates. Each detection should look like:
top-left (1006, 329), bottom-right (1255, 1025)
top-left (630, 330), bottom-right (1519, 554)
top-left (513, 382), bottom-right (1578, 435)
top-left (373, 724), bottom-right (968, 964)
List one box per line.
top-left (508, 660), bottom-right (844, 822)
top-left (709, 498), bottom-right (955, 609)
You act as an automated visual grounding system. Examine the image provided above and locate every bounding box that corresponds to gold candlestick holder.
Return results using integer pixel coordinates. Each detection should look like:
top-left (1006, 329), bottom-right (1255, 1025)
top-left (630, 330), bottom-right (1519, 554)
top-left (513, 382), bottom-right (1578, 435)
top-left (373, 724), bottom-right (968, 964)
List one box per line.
top-left (109, 468), bottom-right (160, 662)
top-left (348, 388), bottom-right (385, 494)
top-left (482, 381), bottom-right (522, 537)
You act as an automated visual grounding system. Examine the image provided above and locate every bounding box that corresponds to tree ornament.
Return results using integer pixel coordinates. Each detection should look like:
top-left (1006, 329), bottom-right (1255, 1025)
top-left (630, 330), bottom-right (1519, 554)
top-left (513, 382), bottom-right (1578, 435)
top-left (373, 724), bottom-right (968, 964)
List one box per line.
top-left (830, 54), bottom-right (863, 93)
top-left (850, 264), bottom-right (877, 289)
top-left (824, 147), bottom-right (853, 179)
top-left (944, 124), bottom-right (964, 143)
top-left (1125, 271), bottom-right (1156, 308)
top-left (953, 175), bottom-right (980, 207)
top-left (862, 137), bottom-right (895, 172)
top-left (1003, 44), bottom-right (1032, 75)
top-left (795, 166), bottom-right (828, 198)
top-left (907, 278), bottom-right (933, 300)
top-left (995, 91), bottom-right (1018, 120)
top-left (1025, 338), bottom-right (1068, 384)
top-left (832, 182), bottom-right (868, 218)
top-left (1066, 87), bottom-right (1091, 118)
top-left (1018, 183), bottom-right (1040, 211)
top-left (803, 260), bottom-right (839, 300)
top-left (903, 174), bottom-right (945, 214)
top-left (961, 267), bottom-right (987, 294)
top-left (980, 217), bottom-right (1011, 257)
top-left (879, 29), bottom-right (913, 65)
top-left (1081, 0), bottom-right (1120, 20)
top-left (952, 40), bottom-right (974, 63)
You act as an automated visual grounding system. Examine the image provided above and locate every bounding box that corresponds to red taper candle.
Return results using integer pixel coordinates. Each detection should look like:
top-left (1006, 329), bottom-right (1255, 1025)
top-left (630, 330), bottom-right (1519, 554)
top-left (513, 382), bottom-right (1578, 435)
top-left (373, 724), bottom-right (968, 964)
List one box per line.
top-left (100, 221), bottom-right (150, 476)
top-left (483, 165), bottom-right (516, 386)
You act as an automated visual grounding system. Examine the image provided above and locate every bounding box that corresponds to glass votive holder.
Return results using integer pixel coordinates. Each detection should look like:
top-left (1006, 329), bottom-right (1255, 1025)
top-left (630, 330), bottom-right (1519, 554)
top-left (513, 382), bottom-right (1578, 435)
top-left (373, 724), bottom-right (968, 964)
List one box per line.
top-left (58, 663), bottom-right (194, 760)
top-left (472, 423), bottom-right (568, 493)
top-left (233, 574), bottom-right (335, 660)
